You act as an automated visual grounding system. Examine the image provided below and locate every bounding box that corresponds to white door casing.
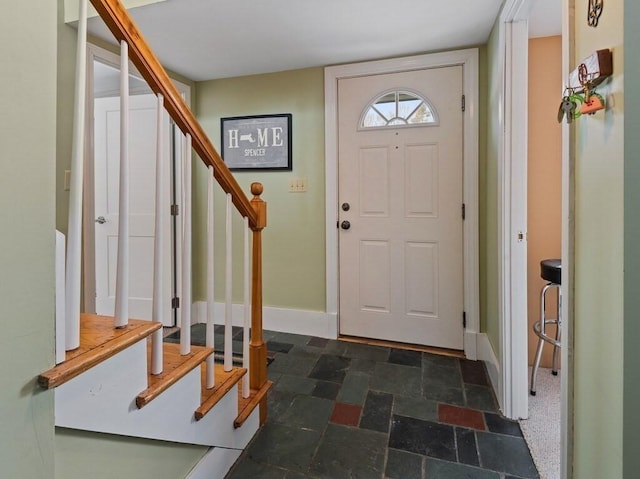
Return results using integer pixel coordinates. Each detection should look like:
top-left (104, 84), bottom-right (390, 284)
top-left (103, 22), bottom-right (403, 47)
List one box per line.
top-left (338, 67), bottom-right (464, 349)
top-left (497, 17), bottom-right (530, 419)
top-left (325, 49), bottom-right (480, 358)
top-left (93, 94), bottom-right (173, 323)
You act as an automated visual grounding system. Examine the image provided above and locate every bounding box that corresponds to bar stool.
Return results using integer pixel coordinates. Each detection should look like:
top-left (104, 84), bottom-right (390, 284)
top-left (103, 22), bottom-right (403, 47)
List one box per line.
top-left (530, 258), bottom-right (561, 396)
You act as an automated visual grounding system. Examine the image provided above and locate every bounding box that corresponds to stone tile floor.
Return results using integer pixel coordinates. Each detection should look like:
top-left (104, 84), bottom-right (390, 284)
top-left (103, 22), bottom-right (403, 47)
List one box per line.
top-left (217, 329), bottom-right (539, 479)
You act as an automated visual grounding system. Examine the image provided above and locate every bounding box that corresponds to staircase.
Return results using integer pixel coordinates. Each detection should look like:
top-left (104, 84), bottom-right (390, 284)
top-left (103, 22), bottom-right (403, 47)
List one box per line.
top-left (40, 314), bottom-right (271, 475)
top-left (40, 0), bottom-right (272, 476)
top-left (39, 314), bottom-right (270, 443)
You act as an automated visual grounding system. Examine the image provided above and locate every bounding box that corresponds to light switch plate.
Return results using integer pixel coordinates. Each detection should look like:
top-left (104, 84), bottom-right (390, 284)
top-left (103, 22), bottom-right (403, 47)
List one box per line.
top-left (288, 177), bottom-right (307, 193)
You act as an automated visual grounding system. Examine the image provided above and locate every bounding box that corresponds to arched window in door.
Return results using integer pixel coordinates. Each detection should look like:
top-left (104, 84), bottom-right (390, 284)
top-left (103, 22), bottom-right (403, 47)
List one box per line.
top-left (359, 89), bottom-right (439, 129)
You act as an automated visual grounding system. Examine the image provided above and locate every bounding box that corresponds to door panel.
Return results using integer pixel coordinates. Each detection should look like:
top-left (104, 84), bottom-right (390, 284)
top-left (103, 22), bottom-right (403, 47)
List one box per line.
top-left (360, 148), bottom-right (390, 216)
top-left (338, 66), bottom-right (464, 349)
top-left (405, 144), bottom-right (438, 217)
top-left (360, 240), bottom-right (391, 312)
top-left (405, 241), bottom-right (437, 317)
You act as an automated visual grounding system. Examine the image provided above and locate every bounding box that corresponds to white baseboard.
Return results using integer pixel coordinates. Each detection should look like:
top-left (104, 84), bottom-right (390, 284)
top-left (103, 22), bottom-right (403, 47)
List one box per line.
top-left (476, 332), bottom-right (501, 406)
top-left (464, 330), bottom-right (478, 361)
top-left (186, 447), bottom-right (242, 479)
top-left (192, 302), bottom-right (338, 339)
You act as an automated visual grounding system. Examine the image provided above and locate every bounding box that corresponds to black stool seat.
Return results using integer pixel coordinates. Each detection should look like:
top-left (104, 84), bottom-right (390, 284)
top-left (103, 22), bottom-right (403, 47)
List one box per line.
top-left (540, 259), bottom-right (561, 285)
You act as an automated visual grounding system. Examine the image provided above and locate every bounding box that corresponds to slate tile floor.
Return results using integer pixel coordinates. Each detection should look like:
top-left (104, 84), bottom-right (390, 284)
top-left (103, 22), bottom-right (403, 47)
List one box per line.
top-left (220, 329), bottom-right (539, 479)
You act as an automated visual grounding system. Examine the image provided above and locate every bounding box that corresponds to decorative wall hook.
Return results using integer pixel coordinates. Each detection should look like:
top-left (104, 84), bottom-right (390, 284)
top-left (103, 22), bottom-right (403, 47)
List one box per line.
top-left (566, 61), bottom-right (606, 118)
top-left (558, 50), bottom-right (613, 123)
top-left (567, 50), bottom-right (612, 93)
top-left (588, 0), bottom-right (604, 27)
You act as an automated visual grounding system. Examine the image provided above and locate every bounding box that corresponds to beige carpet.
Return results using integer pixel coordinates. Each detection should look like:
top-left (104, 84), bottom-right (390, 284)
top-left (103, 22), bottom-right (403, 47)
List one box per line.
top-left (520, 367), bottom-right (561, 479)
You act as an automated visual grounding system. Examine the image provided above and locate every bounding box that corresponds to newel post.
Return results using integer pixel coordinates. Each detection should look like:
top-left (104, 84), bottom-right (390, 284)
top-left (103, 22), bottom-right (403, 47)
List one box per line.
top-left (249, 182), bottom-right (268, 423)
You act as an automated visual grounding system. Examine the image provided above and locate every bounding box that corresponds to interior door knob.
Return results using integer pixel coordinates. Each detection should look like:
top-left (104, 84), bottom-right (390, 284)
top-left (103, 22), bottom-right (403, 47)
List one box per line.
top-left (95, 216), bottom-right (106, 224)
top-left (340, 220), bottom-right (351, 230)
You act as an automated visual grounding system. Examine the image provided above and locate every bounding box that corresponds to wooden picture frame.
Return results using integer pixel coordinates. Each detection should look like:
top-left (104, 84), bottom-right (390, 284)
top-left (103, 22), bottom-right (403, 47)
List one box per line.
top-left (220, 114), bottom-right (292, 171)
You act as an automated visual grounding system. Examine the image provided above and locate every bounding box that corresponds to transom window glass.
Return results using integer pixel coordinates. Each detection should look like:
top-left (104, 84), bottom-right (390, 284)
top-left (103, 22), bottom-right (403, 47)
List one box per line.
top-left (360, 90), bottom-right (438, 129)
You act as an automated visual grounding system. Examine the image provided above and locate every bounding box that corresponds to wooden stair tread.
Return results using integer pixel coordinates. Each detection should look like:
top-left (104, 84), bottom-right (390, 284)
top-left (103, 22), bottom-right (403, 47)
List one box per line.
top-left (195, 364), bottom-right (247, 421)
top-left (136, 342), bottom-right (214, 408)
top-left (38, 313), bottom-right (161, 389)
top-left (235, 380), bottom-right (273, 428)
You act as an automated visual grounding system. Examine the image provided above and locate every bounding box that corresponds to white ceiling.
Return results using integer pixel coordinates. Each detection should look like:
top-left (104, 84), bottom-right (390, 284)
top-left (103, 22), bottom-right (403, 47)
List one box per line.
top-left (529, 0), bottom-right (562, 38)
top-left (87, 0), bottom-right (561, 83)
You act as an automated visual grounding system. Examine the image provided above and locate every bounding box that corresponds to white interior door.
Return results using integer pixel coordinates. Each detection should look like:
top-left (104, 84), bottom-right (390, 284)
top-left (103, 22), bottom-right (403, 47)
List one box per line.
top-left (338, 66), bottom-right (464, 349)
top-left (93, 93), bottom-right (173, 324)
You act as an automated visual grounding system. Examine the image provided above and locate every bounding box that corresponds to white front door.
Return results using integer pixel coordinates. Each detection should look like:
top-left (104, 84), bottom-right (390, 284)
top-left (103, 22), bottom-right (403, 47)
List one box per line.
top-left (338, 66), bottom-right (464, 349)
top-left (93, 93), bottom-right (173, 324)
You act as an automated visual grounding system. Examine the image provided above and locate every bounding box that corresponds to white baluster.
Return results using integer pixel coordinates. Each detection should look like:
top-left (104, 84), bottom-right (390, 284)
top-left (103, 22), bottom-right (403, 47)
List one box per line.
top-left (224, 193), bottom-right (233, 372)
top-left (56, 231), bottom-right (67, 364)
top-left (181, 134), bottom-right (192, 354)
top-left (242, 216), bottom-right (250, 398)
top-left (151, 328), bottom-right (163, 376)
top-left (114, 40), bottom-right (130, 329)
top-left (206, 165), bottom-right (215, 388)
top-left (65, 0), bottom-right (88, 350)
top-left (151, 94), bottom-right (165, 375)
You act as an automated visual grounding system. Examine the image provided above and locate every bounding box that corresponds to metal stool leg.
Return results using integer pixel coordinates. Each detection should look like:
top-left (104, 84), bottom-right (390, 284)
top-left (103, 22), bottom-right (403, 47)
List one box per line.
top-left (530, 283), bottom-right (562, 395)
top-left (552, 287), bottom-right (562, 375)
top-left (530, 282), bottom-right (549, 396)
top-left (530, 335), bottom-right (545, 396)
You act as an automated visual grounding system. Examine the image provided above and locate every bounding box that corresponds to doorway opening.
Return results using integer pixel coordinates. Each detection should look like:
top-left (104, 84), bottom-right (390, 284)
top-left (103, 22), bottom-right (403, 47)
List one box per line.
top-left (82, 44), bottom-right (190, 328)
top-left (522, 15), bottom-right (563, 479)
top-left (497, 0), bottom-right (570, 477)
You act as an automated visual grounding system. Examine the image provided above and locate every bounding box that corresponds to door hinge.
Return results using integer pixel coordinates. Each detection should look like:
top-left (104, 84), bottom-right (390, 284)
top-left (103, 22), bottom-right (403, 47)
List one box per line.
top-left (171, 204), bottom-right (179, 216)
top-left (462, 203), bottom-right (466, 220)
top-left (462, 95), bottom-right (466, 112)
top-left (171, 297), bottom-right (180, 309)
top-left (463, 311), bottom-right (467, 329)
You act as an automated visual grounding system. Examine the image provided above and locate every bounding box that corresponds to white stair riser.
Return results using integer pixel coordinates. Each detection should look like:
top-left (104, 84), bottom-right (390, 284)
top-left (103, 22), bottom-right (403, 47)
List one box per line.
top-left (55, 340), bottom-right (259, 448)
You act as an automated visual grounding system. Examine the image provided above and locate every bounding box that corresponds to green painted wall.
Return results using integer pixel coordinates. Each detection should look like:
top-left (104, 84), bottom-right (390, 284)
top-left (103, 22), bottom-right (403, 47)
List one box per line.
top-left (483, 21), bottom-right (501, 355)
top-left (572, 1), bottom-right (624, 476)
top-left (55, 429), bottom-right (206, 478)
top-left (194, 68), bottom-right (326, 311)
top-left (624, 0), bottom-right (640, 475)
top-left (194, 58), bottom-right (493, 320)
top-left (0, 2), bottom-right (57, 477)
top-left (56, 4), bottom-right (76, 235)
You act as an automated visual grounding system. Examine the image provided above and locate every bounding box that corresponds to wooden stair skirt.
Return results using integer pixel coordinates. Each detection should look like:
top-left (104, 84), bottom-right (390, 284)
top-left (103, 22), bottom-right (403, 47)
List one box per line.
top-left (39, 313), bottom-right (269, 428)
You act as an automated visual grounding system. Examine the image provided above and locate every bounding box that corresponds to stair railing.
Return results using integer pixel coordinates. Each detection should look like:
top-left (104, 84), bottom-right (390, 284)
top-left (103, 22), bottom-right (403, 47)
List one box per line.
top-left (64, 0), bottom-right (268, 412)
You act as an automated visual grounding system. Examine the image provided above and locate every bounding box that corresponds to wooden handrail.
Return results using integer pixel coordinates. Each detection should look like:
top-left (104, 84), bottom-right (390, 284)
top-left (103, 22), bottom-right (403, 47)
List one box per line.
top-left (89, 0), bottom-right (257, 227)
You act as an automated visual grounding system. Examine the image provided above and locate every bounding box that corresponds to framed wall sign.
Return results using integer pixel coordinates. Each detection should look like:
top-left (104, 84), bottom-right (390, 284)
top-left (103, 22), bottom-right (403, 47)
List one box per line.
top-left (221, 113), bottom-right (292, 171)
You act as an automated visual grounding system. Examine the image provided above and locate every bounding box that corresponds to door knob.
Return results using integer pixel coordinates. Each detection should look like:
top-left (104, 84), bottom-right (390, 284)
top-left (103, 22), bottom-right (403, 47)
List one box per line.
top-left (341, 202), bottom-right (350, 212)
top-left (340, 220), bottom-right (351, 230)
top-left (95, 216), bottom-right (106, 224)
